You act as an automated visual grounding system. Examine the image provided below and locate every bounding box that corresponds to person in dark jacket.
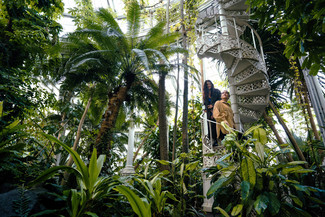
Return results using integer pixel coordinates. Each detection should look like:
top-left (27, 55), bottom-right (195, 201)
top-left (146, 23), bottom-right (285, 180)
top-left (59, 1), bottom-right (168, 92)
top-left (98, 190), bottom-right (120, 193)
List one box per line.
top-left (203, 80), bottom-right (221, 146)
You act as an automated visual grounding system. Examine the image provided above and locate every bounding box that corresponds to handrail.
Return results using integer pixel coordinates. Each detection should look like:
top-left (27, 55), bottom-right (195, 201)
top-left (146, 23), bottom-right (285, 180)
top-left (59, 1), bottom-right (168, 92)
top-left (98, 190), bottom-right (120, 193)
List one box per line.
top-left (200, 110), bottom-right (242, 133)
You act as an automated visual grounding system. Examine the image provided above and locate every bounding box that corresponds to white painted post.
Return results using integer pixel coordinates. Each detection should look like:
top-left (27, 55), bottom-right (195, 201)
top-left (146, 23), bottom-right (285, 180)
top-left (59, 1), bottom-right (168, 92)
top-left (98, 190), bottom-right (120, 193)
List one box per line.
top-left (121, 121), bottom-right (136, 176)
top-left (202, 172), bottom-right (214, 212)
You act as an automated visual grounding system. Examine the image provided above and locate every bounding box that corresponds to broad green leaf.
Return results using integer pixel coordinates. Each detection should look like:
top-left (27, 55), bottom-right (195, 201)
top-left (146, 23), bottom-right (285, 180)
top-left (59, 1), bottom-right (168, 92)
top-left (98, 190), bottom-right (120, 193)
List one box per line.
top-left (0, 101), bottom-right (3, 118)
top-left (207, 177), bottom-right (228, 197)
top-left (266, 192), bottom-right (281, 215)
top-left (214, 207), bottom-right (230, 217)
top-left (84, 212), bottom-right (99, 217)
top-left (293, 184), bottom-right (310, 195)
top-left (241, 181), bottom-right (250, 201)
top-left (287, 161), bottom-right (308, 165)
top-left (310, 63), bottom-right (320, 76)
top-left (231, 204), bottom-right (243, 216)
top-left (243, 124), bottom-right (263, 137)
top-left (41, 133), bottom-right (89, 187)
top-left (156, 159), bottom-right (170, 165)
top-left (254, 194), bottom-right (269, 214)
top-left (28, 166), bottom-right (81, 187)
top-left (115, 185), bottom-right (151, 217)
top-left (241, 158), bottom-right (256, 187)
top-left (88, 149), bottom-right (106, 193)
top-left (185, 161), bottom-right (199, 172)
top-left (253, 128), bottom-right (267, 145)
top-left (165, 191), bottom-right (178, 202)
top-left (255, 142), bottom-right (264, 162)
top-left (290, 195), bottom-right (303, 207)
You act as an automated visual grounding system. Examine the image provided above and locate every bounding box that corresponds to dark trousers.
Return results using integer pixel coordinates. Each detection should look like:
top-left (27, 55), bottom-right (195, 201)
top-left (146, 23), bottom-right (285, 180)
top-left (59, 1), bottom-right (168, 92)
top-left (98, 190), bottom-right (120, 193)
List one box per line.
top-left (207, 117), bottom-right (217, 142)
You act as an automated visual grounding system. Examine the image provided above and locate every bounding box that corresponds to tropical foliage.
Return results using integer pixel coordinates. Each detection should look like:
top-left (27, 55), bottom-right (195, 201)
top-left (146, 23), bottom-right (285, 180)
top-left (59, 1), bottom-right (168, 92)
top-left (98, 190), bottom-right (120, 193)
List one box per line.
top-left (0, 0), bottom-right (324, 217)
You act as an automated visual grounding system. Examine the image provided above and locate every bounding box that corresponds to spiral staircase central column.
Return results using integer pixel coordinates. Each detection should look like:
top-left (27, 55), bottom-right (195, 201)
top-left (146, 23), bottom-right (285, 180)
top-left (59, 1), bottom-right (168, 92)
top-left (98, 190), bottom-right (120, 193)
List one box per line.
top-left (218, 3), bottom-right (228, 35)
top-left (229, 75), bottom-right (241, 130)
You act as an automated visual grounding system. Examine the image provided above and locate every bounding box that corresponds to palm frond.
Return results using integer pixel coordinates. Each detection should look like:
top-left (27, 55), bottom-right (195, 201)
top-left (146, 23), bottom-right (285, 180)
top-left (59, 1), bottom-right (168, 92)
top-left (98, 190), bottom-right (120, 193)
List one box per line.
top-left (126, 1), bottom-right (141, 46)
top-left (144, 49), bottom-right (168, 65)
top-left (132, 49), bottom-right (149, 71)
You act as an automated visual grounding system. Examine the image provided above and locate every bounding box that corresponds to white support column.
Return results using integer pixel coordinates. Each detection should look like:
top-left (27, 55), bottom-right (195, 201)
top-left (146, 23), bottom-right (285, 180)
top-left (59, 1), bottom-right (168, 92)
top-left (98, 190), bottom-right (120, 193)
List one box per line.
top-left (218, 3), bottom-right (228, 36)
top-left (202, 172), bottom-right (214, 212)
top-left (121, 121), bottom-right (136, 176)
top-left (299, 57), bottom-right (325, 146)
top-left (229, 75), bottom-right (240, 130)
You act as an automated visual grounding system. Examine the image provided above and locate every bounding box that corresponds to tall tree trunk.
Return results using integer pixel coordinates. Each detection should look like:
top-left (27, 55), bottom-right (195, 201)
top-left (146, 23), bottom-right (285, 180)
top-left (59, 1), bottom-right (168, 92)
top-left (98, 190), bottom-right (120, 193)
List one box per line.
top-left (95, 85), bottom-right (129, 156)
top-left (56, 112), bottom-right (66, 166)
top-left (269, 101), bottom-right (307, 166)
top-left (61, 96), bottom-right (92, 185)
top-left (159, 73), bottom-right (169, 171)
top-left (172, 53), bottom-right (180, 161)
top-left (180, 0), bottom-right (189, 153)
top-left (263, 112), bottom-right (294, 162)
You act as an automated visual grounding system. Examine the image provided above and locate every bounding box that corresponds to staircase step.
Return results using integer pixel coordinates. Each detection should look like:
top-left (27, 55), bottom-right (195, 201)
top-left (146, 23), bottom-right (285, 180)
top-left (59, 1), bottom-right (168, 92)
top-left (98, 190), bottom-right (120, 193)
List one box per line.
top-left (234, 66), bottom-right (266, 85)
top-left (236, 80), bottom-right (270, 96)
top-left (226, 19), bottom-right (247, 37)
top-left (238, 107), bottom-right (262, 122)
top-left (222, 0), bottom-right (248, 11)
top-left (237, 95), bottom-right (268, 111)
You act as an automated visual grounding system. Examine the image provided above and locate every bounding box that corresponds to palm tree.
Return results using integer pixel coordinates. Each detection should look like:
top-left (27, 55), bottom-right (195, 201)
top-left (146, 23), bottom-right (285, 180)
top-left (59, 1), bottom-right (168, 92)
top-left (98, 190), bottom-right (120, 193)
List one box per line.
top-left (69, 1), bottom-right (179, 158)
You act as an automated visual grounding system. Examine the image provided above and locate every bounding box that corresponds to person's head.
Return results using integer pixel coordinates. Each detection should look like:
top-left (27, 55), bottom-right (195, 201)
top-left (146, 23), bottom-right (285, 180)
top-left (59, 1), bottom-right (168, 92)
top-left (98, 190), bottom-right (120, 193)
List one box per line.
top-left (221, 90), bottom-right (230, 101)
top-left (203, 80), bottom-right (214, 100)
top-left (204, 80), bottom-right (214, 90)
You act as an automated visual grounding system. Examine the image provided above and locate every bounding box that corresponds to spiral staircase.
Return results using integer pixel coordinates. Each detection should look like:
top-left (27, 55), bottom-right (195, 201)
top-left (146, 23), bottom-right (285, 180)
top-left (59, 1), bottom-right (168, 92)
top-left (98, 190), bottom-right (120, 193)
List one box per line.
top-left (196, 0), bottom-right (270, 212)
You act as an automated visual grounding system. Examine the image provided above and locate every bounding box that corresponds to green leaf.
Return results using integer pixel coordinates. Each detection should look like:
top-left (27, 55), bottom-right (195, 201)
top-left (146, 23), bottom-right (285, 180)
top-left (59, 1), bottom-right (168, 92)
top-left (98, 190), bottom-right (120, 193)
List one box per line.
top-left (231, 204), bottom-right (243, 216)
top-left (287, 161), bottom-right (308, 165)
top-left (156, 159), bottom-right (170, 165)
top-left (28, 166), bottom-right (81, 187)
top-left (253, 128), bottom-right (267, 145)
top-left (214, 207), bottom-right (230, 217)
top-left (241, 158), bottom-right (256, 187)
top-left (207, 177), bottom-right (228, 197)
top-left (254, 194), bottom-right (269, 215)
top-left (84, 211), bottom-right (99, 217)
top-left (309, 63), bottom-right (320, 76)
top-left (266, 192), bottom-right (281, 215)
top-left (185, 161), bottom-right (199, 172)
top-left (41, 133), bottom-right (89, 187)
top-left (241, 181), bottom-right (250, 201)
top-left (88, 148), bottom-right (106, 193)
top-left (115, 185), bottom-right (151, 217)
top-left (243, 124), bottom-right (263, 137)
top-left (290, 195), bottom-right (303, 207)
top-left (255, 142), bottom-right (264, 162)
top-left (0, 101), bottom-right (3, 118)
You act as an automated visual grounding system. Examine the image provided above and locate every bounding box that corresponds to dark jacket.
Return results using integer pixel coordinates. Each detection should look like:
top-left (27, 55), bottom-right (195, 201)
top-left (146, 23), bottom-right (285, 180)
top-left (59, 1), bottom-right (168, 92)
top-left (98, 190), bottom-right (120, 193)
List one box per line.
top-left (204, 88), bottom-right (221, 119)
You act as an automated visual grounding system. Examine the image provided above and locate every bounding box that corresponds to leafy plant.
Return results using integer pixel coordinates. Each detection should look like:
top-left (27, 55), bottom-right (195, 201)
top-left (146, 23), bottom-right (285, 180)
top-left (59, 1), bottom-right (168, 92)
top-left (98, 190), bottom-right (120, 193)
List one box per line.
top-left (207, 125), bottom-right (325, 216)
top-left (13, 186), bottom-right (32, 217)
top-left (29, 133), bottom-right (121, 217)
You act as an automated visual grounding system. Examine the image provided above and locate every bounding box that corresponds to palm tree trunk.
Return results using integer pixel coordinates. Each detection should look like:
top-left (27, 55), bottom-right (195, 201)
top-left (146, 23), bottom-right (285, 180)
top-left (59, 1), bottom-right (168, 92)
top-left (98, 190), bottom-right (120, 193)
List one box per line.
top-left (61, 96), bottom-right (92, 185)
top-left (269, 101), bottom-right (307, 166)
top-left (180, 0), bottom-right (189, 153)
top-left (159, 73), bottom-right (169, 171)
top-left (263, 112), bottom-right (294, 162)
top-left (95, 85), bottom-right (129, 156)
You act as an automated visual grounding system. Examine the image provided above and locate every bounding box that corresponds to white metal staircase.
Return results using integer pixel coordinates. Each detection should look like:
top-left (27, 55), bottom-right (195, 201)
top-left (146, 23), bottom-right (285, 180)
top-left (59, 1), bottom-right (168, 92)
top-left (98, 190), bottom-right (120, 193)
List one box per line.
top-left (196, 0), bottom-right (270, 212)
